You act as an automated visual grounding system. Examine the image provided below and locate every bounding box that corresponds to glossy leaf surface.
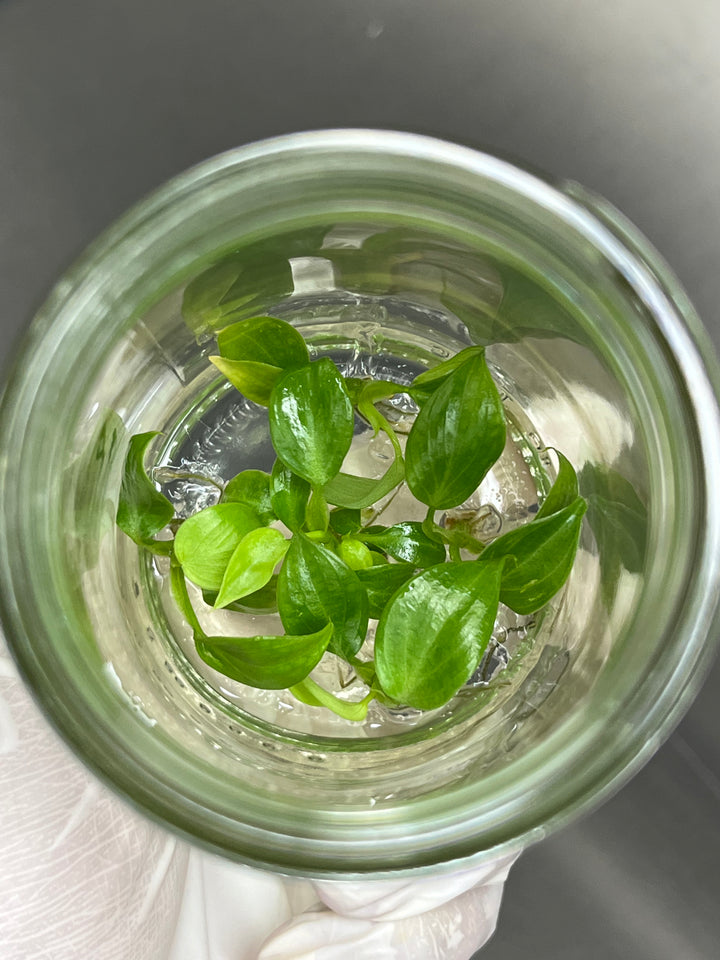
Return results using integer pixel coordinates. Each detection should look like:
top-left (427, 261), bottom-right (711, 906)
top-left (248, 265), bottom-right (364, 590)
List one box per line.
top-left (480, 498), bottom-right (587, 613)
top-left (409, 346), bottom-right (486, 404)
top-left (355, 521), bottom-right (446, 567)
top-left (277, 534), bottom-right (368, 660)
top-left (196, 622), bottom-right (333, 689)
top-left (270, 459), bottom-right (311, 532)
top-left (375, 559), bottom-right (504, 709)
top-left (323, 379), bottom-right (405, 509)
top-left (405, 350), bottom-right (506, 509)
top-left (269, 359), bottom-right (354, 487)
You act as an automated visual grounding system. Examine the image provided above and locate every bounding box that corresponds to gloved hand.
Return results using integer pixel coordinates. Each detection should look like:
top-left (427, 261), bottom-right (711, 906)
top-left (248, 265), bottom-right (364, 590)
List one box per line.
top-left (0, 635), bottom-right (519, 960)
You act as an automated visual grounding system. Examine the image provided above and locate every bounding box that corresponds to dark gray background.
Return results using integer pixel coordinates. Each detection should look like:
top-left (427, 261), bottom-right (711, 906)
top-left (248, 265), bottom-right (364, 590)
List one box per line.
top-left (1, 1), bottom-right (719, 957)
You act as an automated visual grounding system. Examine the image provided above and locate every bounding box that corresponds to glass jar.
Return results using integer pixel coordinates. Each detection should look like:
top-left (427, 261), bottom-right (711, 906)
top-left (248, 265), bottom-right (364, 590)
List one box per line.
top-left (1, 130), bottom-right (719, 878)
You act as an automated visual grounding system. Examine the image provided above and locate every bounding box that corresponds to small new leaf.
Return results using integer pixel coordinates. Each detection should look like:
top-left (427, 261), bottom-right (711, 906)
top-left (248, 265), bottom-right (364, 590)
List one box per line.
top-left (277, 534), bottom-right (369, 660)
top-left (480, 498), bottom-right (587, 613)
top-left (214, 528), bottom-right (289, 609)
top-left (269, 359), bottom-right (354, 487)
top-left (270, 459), bottom-right (311, 532)
top-left (196, 622), bottom-right (333, 689)
top-left (222, 469), bottom-right (275, 524)
top-left (116, 432), bottom-right (174, 547)
top-left (174, 502), bottom-right (263, 591)
top-left (375, 559), bottom-right (504, 710)
top-left (405, 350), bottom-right (506, 509)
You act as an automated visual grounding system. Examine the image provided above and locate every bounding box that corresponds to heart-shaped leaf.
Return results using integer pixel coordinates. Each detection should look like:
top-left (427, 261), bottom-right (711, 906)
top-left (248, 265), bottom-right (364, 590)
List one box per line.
top-left (196, 622), bottom-right (333, 689)
top-left (269, 359), bottom-right (354, 488)
top-left (479, 498), bottom-right (587, 613)
top-left (277, 534), bottom-right (369, 660)
top-left (214, 527), bottom-right (289, 609)
top-left (375, 559), bottom-right (504, 709)
top-left (116, 431), bottom-right (174, 548)
top-left (270, 459), bottom-right (311, 532)
top-left (174, 502), bottom-right (262, 591)
top-left (405, 350), bottom-right (506, 509)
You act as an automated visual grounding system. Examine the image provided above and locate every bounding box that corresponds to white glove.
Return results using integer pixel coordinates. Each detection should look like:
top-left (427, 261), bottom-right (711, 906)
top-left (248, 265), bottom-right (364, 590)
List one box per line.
top-left (0, 636), bottom-right (519, 960)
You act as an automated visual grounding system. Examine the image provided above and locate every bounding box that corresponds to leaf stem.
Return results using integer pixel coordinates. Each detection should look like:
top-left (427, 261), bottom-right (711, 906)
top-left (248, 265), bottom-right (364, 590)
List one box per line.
top-left (170, 558), bottom-right (207, 640)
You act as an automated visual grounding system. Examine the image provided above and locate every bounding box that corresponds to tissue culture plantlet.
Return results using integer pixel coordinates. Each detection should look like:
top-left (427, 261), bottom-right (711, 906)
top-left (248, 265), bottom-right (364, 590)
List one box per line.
top-left (117, 313), bottom-right (587, 722)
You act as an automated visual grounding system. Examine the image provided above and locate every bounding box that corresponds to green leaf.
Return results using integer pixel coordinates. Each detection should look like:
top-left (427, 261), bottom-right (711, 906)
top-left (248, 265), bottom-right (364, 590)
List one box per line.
top-left (289, 676), bottom-right (374, 722)
top-left (214, 528), bottom-right (289, 609)
top-left (536, 450), bottom-right (579, 520)
top-left (323, 379), bottom-right (405, 509)
top-left (337, 539), bottom-right (374, 571)
top-left (277, 534), bottom-right (369, 660)
top-left (116, 431), bottom-right (175, 547)
top-left (323, 457), bottom-right (404, 509)
top-left (355, 563), bottom-right (418, 619)
top-left (269, 359), bottom-right (354, 487)
top-left (270, 459), bottom-right (311, 532)
top-left (174, 502), bottom-right (263, 591)
top-left (217, 315), bottom-right (309, 370)
top-left (375, 560), bottom-right (504, 710)
top-left (405, 350), bottom-right (506, 509)
top-left (328, 507), bottom-right (362, 536)
top-left (170, 557), bottom-right (207, 639)
top-left (222, 469), bottom-right (275, 523)
top-left (480, 498), bottom-right (587, 613)
top-left (196, 622), bottom-right (333, 689)
top-left (354, 521), bottom-right (446, 566)
top-left (203, 575), bottom-right (278, 614)
top-left (209, 355), bottom-right (283, 406)
top-left (409, 346), bottom-right (486, 404)
top-left (305, 488), bottom-right (330, 533)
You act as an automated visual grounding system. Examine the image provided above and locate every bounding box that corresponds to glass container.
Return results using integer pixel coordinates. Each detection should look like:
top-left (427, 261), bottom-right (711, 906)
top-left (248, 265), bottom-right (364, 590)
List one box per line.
top-left (1, 130), bottom-right (719, 878)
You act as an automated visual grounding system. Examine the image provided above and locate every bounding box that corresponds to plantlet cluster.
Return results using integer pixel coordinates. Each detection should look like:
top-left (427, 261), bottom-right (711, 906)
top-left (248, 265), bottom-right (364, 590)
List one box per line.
top-left (117, 315), bottom-right (587, 721)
